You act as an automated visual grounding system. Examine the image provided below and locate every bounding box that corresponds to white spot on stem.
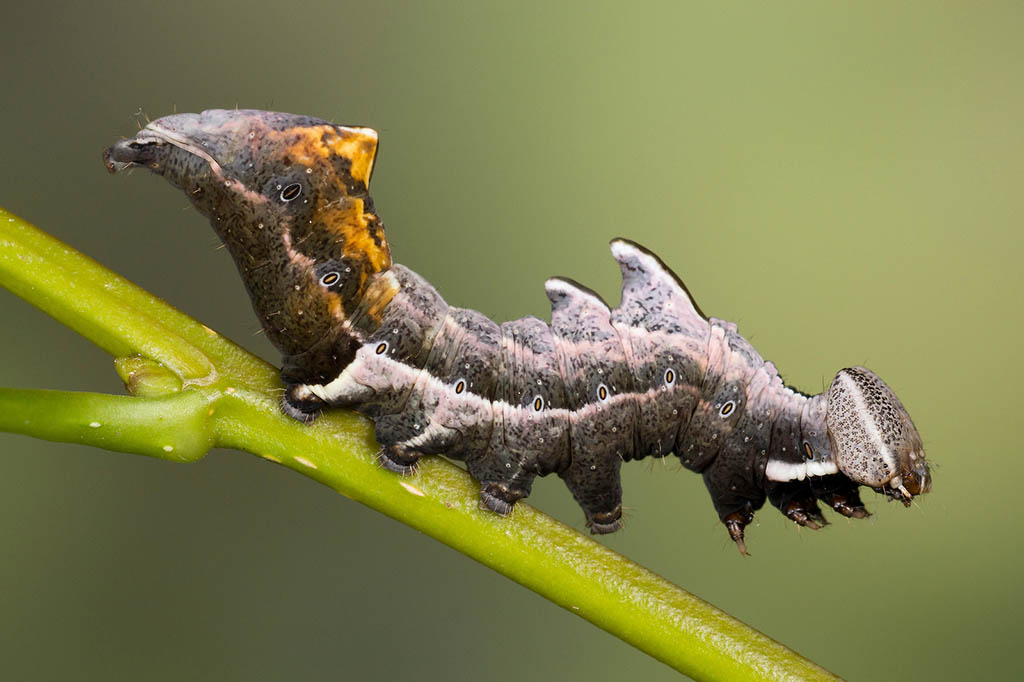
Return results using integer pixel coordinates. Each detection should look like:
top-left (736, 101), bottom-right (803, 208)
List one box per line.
top-left (399, 481), bottom-right (425, 497)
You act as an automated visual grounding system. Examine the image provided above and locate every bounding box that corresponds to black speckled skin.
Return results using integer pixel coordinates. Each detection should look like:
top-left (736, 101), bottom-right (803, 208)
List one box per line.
top-left (106, 109), bottom-right (931, 552)
top-left (309, 256), bottom-right (848, 543)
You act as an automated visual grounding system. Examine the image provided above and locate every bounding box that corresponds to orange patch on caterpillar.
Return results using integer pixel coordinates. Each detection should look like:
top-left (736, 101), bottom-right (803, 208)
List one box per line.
top-left (272, 126), bottom-right (336, 166)
top-left (327, 128), bottom-right (377, 186)
top-left (320, 199), bottom-right (391, 272)
top-left (362, 272), bottom-right (400, 321)
top-left (268, 125), bottom-right (378, 187)
top-left (327, 292), bottom-right (346, 320)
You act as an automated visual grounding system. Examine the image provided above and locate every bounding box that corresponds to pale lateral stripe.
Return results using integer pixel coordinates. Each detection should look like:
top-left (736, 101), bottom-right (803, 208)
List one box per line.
top-left (765, 460), bottom-right (807, 482)
top-left (806, 460), bottom-right (839, 477)
top-left (310, 348), bottom-right (697, 427)
top-left (765, 456), bottom-right (839, 482)
top-left (311, 341), bottom-right (832, 480)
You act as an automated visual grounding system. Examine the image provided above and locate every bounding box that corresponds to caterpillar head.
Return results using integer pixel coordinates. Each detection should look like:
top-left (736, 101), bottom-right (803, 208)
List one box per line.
top-left (826, 367), bottom-right (931, 504)
top-left (104, 110), bottom-right (393, 369)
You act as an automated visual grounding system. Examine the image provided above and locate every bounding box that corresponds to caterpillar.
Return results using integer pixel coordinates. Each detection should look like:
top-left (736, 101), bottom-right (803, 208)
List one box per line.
top-left (104, 109), bottom-right (931, 553)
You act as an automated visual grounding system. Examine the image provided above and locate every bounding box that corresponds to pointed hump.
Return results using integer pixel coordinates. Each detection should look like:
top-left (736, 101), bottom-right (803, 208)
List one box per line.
top-left (609, 238), bottom-right (705, 329)
top-left (545, 277), bottom-right (616, 340)
top-left (545, 277), bottom-right (609, 314)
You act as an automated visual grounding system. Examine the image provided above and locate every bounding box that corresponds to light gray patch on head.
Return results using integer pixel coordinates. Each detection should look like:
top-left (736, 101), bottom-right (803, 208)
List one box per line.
top-left (826, 367), bottom-right (926, 489)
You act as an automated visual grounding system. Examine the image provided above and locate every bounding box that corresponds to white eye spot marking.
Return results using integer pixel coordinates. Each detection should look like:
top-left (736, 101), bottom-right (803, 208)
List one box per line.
top-left (305, 167), bottom-right (313, 174)
top-left (719, 400), bottom-right (736, 417)
top-left (319, 272), bottom-right (340, 287)
top-left (533, 395), bottom-right (544, 412)
top-left (454, 379), bottom-right (466, 395)
top-left (597, 383), bottom-right (609, 402)
top-left (88, 421), bottom-right (101, 428)
top-left (162, 445), bottom-right (174, 453)
top-left (248, 131), bottom-right (256, 139)
top-left (664, 368), bottom-right (675, 386)
top-left (375, 341), bottom-right (388, 355)
top-left (280, 183), bottom-right (302, 202)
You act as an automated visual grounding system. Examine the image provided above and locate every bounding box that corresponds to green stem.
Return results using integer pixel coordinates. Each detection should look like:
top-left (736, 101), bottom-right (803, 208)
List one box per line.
top-left (0, 388), bottom-right (213, 462)
top-left (0, 207), bottom-right (840, 682)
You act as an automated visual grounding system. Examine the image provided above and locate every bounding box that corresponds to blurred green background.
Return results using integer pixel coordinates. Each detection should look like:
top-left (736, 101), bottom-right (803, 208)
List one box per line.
top-left (1, 2), bottom-right (1020, 680)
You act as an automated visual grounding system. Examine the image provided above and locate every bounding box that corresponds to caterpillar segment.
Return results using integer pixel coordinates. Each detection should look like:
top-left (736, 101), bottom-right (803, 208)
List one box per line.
top-left (105, 109), bottom-right (931, 553)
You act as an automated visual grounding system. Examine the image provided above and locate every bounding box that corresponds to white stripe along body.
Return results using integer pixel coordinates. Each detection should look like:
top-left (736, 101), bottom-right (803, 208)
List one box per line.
top-left (104, 109), bottom-right (931, 553)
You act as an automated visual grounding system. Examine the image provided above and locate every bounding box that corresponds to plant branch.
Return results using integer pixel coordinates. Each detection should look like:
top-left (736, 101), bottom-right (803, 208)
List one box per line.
top-left (0, 207), bottom-right (840, 682)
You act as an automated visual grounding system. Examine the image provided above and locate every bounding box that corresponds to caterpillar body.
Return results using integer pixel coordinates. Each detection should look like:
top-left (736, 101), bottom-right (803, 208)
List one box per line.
top-left (104, 109), bottom-right (931, 553)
